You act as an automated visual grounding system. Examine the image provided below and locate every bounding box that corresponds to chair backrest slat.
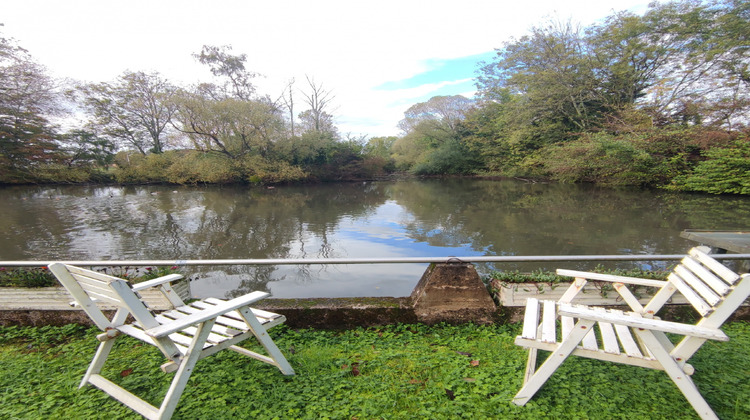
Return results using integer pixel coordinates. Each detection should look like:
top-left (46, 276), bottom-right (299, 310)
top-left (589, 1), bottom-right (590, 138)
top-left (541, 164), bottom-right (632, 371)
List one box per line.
top-left (673, 265), bottom-right (722, 306)
top-left (665, 247), bottom-right (745, 316)
top-left (668, 272), bottom-right (713, 316)
top-left (680, 256), bottom-right (731, 295)
top-left (689, 247), bottom-right (741, 285)
top-left (67, 274), bottom-right (124, 306)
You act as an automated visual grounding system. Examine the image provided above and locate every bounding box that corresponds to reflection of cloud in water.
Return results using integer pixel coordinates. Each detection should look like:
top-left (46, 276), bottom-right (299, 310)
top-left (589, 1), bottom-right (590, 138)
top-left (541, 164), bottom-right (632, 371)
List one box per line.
top-left (267, 263), bottom-right (427, 298)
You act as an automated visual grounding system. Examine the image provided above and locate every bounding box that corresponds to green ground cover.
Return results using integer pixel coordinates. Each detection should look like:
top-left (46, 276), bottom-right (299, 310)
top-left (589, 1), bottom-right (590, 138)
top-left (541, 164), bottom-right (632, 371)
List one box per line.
top-left (1, 322), bottom-right (748, 419)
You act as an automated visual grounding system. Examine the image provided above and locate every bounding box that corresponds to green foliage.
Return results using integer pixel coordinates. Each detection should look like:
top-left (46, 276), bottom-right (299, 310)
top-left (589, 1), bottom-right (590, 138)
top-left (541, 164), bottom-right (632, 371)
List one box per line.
top-left (525, 133), bottom-right (657, 185)
top-left (1, 322), bottom-right (749, 419)
top-left (235, 154), bottom-right (307, 184)
top-left (669, 139), bottom-right (750, 195)
top-left (466, 0), bottom-right (750, 192)
top-left (165, 151), bottom-right (239, 184)
top-left (411, 139), bottom-right (480, 175)
top-left (0, 267), bottom-right (57, 287)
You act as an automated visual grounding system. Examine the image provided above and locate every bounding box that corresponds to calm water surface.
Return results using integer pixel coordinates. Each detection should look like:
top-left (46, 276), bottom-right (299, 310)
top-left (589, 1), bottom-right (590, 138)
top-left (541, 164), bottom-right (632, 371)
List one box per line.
top-left (1, 180), bottom-right (748, 298)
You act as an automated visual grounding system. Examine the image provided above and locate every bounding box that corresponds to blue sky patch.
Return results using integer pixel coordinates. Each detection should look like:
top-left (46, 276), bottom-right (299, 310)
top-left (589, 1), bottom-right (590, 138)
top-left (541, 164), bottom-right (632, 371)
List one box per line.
top-left (376, 50), bottom-right (497, 91)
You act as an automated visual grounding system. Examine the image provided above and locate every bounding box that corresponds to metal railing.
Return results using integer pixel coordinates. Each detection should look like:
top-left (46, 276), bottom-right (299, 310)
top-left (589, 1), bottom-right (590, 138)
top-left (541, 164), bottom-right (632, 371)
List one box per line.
top-left (2, 253), bottom-right (750, 267)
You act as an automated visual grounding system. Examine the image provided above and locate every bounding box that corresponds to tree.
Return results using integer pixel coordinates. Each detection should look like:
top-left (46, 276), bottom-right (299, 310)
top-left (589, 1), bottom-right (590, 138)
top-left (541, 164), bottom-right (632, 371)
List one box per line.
top-left (0, 29), bottom-right (61, 179)
top-left (300, 75), bottom-right (336, 136)
top-left (392, 95), bottom-right (478, 173)
top-left (174, 86), bottom-right (284, 159)
top-left (59, 129), bottom-right (115, 168)
top-left (194, 45), bottom-right (257, 101)
top-left (280, 78), bottom-right (296, 137)
top-left (398, 95), bottom-right (474, 137)
top-left (78, 71), bottom-right (177, 154)
top-left (363, 136), bottom-right (397, 159)
top-left (174, 47), bottom-right (285, 160)
top-left (471, 0), bottom-right (750, 180)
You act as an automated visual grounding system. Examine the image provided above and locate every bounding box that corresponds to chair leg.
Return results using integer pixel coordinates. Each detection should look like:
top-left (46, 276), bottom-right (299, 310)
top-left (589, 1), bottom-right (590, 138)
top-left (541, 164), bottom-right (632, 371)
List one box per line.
top-left (523, 348), bottom-right (538, 385)
top-left (157, 319), bottom-right (215, 420)
top-left (513, 319), bottom-right (595, 406)
top-left (238, 307), bottom-right (295, 375)
top-left (634, 330), bottom-right (719, 420)
top-left (81, 338), bottom-right (116, 389)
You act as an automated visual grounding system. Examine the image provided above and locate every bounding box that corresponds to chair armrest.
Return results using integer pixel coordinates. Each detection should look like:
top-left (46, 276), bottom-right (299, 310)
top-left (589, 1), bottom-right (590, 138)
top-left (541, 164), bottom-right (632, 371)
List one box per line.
top-left (556, 269), bottom-right (667, 288)
top-left (145, 291), bottom-right (270, 338)
top-left (131, 274), bottom-right (184, 291)
top-left (558, 303), bottom-right (728, 341)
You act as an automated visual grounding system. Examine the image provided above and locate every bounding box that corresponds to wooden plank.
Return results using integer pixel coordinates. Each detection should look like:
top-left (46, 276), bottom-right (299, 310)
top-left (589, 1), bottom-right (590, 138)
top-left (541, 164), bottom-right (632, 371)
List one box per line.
top-left (559, 304), bottom-right (728, 341)
top-left (594, 307), bottom-right (620, 354)
top-left (614, 323), bottom-right (642, 357)
top-left (688, 248), bottom-right (739, 286)
top-left (561, 316), bottom-right (574, 341)
top-left (613, 283), bottom-right (644, 313)
top-left (558, 278), bottom-right (587, 304)
top-left (154, 313), bottom-right (229, 345)
top-left (514, 337), bottom-right (662, 369)
top-left (70, 274), bottom-right (115, 293)
top-left (200, 298), bottom-right (278, 323)
top-left (580, 325), bottom-right (598, 351)
top-left (557, 269), bottom-right (667, 288)
top-left (668, 273), bottom-right (713, 316)
top-left (65, 265), bottom-right (121, 283)
top-left (176, 304), bottom-right (251, 330)
top-left (541, 300), bottom-right (556, 343)
top-left (681, 256), bottom-right (731, 295)
top-left (521, 298), bottom-right (540, 340)
top-left (87, 374), bottom-right (160, 420)
top-left (145, 291), bottom-right (268, 338)
top-left (674, 264), bottom-right (721, 306)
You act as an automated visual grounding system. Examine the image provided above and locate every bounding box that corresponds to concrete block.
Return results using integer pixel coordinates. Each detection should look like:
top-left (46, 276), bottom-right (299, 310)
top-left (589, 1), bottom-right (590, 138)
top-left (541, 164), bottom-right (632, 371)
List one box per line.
top-left (410, 262), bottom-right (497, 325)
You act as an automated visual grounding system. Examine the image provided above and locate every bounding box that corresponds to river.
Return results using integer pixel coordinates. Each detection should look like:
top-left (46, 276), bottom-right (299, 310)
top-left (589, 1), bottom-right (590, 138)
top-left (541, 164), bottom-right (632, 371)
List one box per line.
top-left (1, 179), bottom-right (748, 298)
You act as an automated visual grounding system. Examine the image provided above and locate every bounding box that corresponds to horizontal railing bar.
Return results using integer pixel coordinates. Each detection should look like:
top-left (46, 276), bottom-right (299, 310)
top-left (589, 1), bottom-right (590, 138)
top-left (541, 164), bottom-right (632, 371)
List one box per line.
top-left (1, 254), bottom-right (749, 267)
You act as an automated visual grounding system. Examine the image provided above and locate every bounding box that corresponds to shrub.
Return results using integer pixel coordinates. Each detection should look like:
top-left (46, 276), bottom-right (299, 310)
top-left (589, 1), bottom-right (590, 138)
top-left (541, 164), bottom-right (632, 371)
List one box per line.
top-left (0, 267), bottom-right (57, 287)
top-left (526, 132), bottom-right (657, 185)
top-left (411, 139), bottom-right (479, 175)
top-left (668, 140), bottom-right (750, 194)
top-left (166, 152), bottom-right (241, 184)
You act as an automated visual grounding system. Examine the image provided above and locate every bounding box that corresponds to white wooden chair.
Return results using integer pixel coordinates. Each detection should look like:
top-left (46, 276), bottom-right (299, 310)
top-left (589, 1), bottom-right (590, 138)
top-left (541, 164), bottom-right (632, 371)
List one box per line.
top-left (48, 263), bottom-right (294, 420)
top-left (512, 247), bottom-right (750, 420)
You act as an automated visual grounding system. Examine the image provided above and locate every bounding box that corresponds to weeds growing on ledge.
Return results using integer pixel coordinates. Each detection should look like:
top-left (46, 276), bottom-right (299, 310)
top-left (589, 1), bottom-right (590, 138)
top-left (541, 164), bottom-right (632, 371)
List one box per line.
top-left (1, 322), bottom-right (748, 419)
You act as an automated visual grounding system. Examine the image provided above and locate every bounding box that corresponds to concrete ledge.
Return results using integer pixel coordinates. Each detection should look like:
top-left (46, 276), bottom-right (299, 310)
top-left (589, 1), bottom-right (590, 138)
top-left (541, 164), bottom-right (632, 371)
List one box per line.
top-left (256, 297), bottom-right (418, 329)
top-left (0, 296), bottom-right (419, 329)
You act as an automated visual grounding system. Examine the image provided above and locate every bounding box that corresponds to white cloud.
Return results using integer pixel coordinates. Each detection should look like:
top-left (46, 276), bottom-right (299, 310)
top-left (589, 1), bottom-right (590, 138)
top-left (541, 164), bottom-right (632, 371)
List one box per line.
top-left (3, 0), bottom-right (652, 137)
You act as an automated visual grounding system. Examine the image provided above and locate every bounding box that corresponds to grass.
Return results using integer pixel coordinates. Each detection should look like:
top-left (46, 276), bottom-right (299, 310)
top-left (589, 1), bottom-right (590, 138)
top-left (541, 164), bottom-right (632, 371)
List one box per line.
top-left (1, 322), bottom-right (748, 419)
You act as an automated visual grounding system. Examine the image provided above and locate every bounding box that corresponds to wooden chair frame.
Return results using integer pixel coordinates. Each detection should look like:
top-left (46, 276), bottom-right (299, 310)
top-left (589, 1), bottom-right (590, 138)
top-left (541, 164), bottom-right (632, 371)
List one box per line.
top-left (512, 247), bottom-right (749, 420)
top-left (49, 263), bottom-right (294, 420)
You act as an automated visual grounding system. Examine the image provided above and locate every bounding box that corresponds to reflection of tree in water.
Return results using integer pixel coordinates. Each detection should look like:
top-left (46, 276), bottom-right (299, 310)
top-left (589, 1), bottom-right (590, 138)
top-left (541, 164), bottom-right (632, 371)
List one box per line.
top-left (389, 179), bottom-right (750, 272)
top-left (224, 265), bottom-right (278, 298)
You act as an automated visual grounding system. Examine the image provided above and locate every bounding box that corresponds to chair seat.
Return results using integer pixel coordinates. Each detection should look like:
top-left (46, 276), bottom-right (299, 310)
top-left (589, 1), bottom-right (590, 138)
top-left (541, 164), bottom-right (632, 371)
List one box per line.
top-left (119, 297), bottom-right (287, 356)
top-left (514, 299), bottom-right (665, 370)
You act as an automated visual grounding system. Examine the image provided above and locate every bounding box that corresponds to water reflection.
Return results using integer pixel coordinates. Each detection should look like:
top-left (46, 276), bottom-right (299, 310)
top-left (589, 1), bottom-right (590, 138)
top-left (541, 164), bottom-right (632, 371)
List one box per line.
top-left (1, 180), bottom-right (748, 298)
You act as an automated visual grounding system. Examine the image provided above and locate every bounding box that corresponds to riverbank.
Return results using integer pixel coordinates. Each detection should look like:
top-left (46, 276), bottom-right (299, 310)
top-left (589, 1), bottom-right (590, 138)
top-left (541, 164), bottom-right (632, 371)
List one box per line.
top-left (2, 321), bottom-right (748, 419)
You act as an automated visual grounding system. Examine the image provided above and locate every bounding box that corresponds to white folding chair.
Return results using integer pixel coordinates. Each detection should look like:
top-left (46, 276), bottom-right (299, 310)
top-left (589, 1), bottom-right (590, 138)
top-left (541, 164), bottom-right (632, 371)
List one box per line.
top-left (49, 263), bottom-right (294, 420)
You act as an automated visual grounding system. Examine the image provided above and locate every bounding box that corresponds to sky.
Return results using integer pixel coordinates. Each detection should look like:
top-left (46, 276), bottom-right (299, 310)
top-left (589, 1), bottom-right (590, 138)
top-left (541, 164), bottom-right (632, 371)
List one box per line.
top-left (3, 0), bottom-right (652, 138)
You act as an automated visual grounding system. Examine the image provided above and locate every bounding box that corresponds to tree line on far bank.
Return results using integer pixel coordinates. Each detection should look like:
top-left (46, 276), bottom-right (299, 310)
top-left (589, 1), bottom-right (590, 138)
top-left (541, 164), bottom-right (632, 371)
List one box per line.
top-left (1, 0), bottom-right (748, 194)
